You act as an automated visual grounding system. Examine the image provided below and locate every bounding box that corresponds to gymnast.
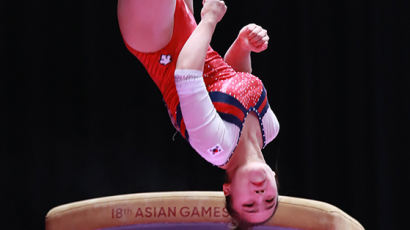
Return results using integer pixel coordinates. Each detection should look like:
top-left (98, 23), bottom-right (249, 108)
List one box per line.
top-left (117, 0), bottom-right (280, 228)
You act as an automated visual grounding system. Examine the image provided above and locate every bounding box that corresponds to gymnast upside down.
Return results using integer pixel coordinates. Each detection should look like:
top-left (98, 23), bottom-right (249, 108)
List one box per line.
top-left (117, 0), bottom-right (280, 228)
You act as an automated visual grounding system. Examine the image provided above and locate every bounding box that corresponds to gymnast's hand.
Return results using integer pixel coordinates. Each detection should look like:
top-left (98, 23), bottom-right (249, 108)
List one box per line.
top-left (201, 0), bottom-right (227, 25)
top-left (237, 23), bottom-right (269, 53)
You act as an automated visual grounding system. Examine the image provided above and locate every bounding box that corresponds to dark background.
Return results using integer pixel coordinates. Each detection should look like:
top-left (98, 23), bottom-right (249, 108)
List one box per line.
top-left (2, 0), bottom-right (409, 229)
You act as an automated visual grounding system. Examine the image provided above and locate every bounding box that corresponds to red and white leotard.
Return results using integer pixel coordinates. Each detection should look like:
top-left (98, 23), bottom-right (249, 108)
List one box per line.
top-left (123, 0), bottom-right (279, 165)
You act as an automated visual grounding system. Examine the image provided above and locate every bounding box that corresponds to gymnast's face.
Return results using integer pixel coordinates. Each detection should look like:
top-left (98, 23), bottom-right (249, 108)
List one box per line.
top-left (224, 162), bottom-right (278, 224)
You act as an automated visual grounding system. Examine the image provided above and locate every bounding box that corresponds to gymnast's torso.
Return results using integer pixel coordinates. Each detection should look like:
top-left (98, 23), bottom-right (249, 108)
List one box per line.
top-left (123, 0), bottom-right (277, 150)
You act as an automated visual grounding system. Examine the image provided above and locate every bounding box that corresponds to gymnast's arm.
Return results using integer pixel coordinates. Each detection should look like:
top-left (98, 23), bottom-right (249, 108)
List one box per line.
top-left (224, 24), bottom-right (270, 73)
top-left (176, 0), bottom-right (227, 71)
top-left (117, 0), bottom-right (176, 52)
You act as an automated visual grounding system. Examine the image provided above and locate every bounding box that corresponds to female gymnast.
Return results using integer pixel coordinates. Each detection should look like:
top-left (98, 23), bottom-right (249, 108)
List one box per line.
top-left (117, 0), bottom-right (280, 228)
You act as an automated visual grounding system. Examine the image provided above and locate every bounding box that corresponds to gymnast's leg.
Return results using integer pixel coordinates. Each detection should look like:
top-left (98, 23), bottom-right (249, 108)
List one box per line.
top-left (117, 0), bottom-right (176, 53)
